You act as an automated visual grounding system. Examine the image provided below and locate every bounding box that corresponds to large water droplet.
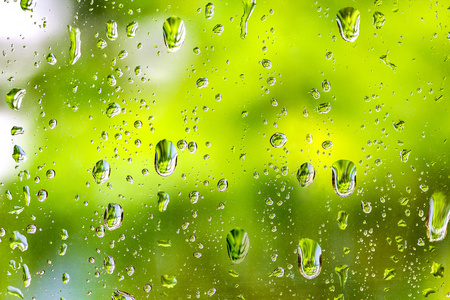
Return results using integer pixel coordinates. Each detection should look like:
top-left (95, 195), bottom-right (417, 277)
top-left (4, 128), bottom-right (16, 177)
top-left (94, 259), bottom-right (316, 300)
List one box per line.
top-left (68, 26), bottom-right (81, 65)
top-left (205, 3), bottom-right (214, 19)
top-left (104, 255), bottom-right (116, 274)
top-left (22, 264), bottom-right (31, 287)
top-left (92, 159), bottom-right (111, 184)
top-left (240, 0), bottom-right (257, 39)
top-left (106, 102), bottom-right (121, 118)
top-left (157, 191), bottom-right (170, 212)
top-left (297, 238), bottom-right (322, 279)
top-left (7, 286), bottom-right (24, 299)
top-left (337, 211), bottom-right (349, 230)
top-left (226, 228), bottom-right (250, 264)
top-left (336, 7), bottom-right (360, 42)
top-left (10, 231), bottom-right (28, 252)
top-left (126, 21), bottom-right (138, 38)
top-left (6, 88), bottom-right (26, 111)
top-left (297, 163), bottom-right (315, 188)
top-left (270, 132), bottom-right (287, 148)
top-left (104, 203), bottom-right (123, 230)
top-left (161, 275), bottom-right (178, 288)
top-left (335, 264), bottom-right (349, 287)
top-left (12, 145), bottom-right (26, 163)
top-left (112, 290), bottom-right (136, 300)
top-left (373, 11), bottom-right (386, 29)
top-left (20, 0), bottom-right (34, 11)
top-left (426, 192), bottom-right (450, 242)
top-left (106, 20), bottom-right (118, 40)
top-left (332, 159), bottom-right (356, 197)
top-left (155, 139), bottom-right (178, 176)
top-left (163, 16), bottom-right (186, 52)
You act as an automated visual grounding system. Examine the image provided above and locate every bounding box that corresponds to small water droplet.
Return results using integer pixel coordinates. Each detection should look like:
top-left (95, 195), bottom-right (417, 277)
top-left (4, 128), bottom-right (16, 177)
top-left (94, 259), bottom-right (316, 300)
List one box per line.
top-left (393, 120), bottom-right (405, 132)
top-left (317, 102), bottom-right (331, 114)
top-left (217, 178), bottom-right (228, 192)
top-left (268, 267), bottom-right (285, 277)
top-left (298, 238), bottom-right (322, 279)
top-left (62, 272), bottom-right (70, 284)
top-left (188, 141), bottom-right (198, 154)
top-left (383, 268), bottom-right (396, 280)
top-left (161, 275), bottom-right (177, 288)
top-left (11, 126), bottom-right (24, 136)
top-left (157, 191), bottom-right (170, 212)
top-left (104, 203), bottom-right (123, 230)
top-left (106, 20), bottom-right (118, 40)
top-left (196, 77), bottom-right (209, 88)
top-left (297, 163), bottom-right (315, 188)
top-left (226, 228), bottom-right (250, 264)
top-left (337, 211), bottom-right (349, 230)
top-left (400, 149), bottom-right (411, 163)
top-left (336, 7), bottom-right (360, 42)
top-left (20, 0), bottom-right (34, 11)
top-left (104, 255), bottom-right (116, 274)
top-left (212, 24), bottom-right (224, 35)
top-left (22, 264), bottom-right (31, 287)
top-left (310, 88), bottom-right (320, 99)
top-left (163, 16), bottom-right (186, 52)
top-left (261, 59), bottom-right (272, 69)
top-left (332, 160), bottom-right (357, 197)
top-left (431, 261), bottom-right (444, 278)
top-left (270, 132), bottom-right (287, 148)
top-left (322, 79), bottom-right (331, 92)
top-left (322, 140), bottom-right (333, 149)
top-left (46, 53), bottom-right (57, 65)
top-left (361, 201), bottom-right (372, 213)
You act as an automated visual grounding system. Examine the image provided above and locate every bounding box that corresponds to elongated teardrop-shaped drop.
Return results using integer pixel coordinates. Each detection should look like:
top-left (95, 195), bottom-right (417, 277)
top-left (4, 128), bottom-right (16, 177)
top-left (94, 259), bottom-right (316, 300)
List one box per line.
top-left (240, 0), bottom-right (256, 39)
top-left (332, 159), bottom-right (356, 197)
top-left (298, 238), bottom-right (322, 279)
top-left (297, 163), bottom-right (315, 188)
top-left (226, 228), bottom-right (249, 264)
top-left (336, 7), bottom-right (360, 42)
top-left (155, 139), bottom-right (178, 177)
top-left (163, 16), bottom-right (186, 52)
top-left (68, 26), bottom-right (81, 65)
top-left (157, 191), bottom-right (170, 212)
top-left (6, 88), bottom-right (26, 111)
top-left (92, 159), bottom-right (111, 184)
top-left (104, 203), bottom-right (123, 230)
top-left (426, 192), bottom-right (450, 242)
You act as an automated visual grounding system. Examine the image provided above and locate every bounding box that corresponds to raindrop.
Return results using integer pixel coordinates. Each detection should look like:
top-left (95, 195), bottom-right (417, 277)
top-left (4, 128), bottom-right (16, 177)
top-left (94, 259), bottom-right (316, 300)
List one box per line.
top-left (332, 160), bottom-right (356, 197)
top-left (10, 231), bottom-right (28, 252)
top-left (20, 0), bottom-right (34, 11)
top-left (104, 255), bottom-right (116, 274)
top-left (157, 191), bottom-right (170, 212)
top-left (7, 286), bottom-right (24, 299)
top-left (298, 238), bottom-right (322, 279)
top-left (155, 139), bottom-right (178, 176)
top-left (337, 211), bottom-right (349, 230)
top-left (212, 24), bottom-right (224, 35)
top-left (161, 275), bottom-right (178, 288)
top-left (104, 203), bottom-right (123, 231)
top-left (335, 265), bottom-right (349, 287)
top-left (106, 20), bottom-right (118, 40)
top-left (62, 272), bottom-right (70, 284)
top-left (226, 228), bottom-right (250, 264)
top-left (196, 77), bottom-right (209, 88)
top-left (106, 102), bottom-right (121, 118)
top-left (189, 191), bottom-right (200, 204)
top-left (261, 59), bottom-right (272, 69)
top-left (22, 264), bottom-right (31, 287)
top-left (361, 201), bottom-right (372, 213)
top-left (268, 267), bottom-right (285, 278)
top-left (46, 53), bottom-right (57, 65)
top-left (112, 290), bottom-right (136, 300)
top-left (336, 7), bottom-right (360, 42)
top-left (6, 88), bottom-right (26, 111)
top-left (426, 192), bottom-right (450, 242)
top-left (393, 120), bottom-right (405, 132)
top-left (126, 21), bottom-right (138, 37)
top-left (205, 3), bottom-right (215, 19)
top-left (92, 160), bottom-right (111, 184)
top-left (400, 149), bottom-right (411, 163)
top-left (12, 145), bottom-right (26, 163)
top-left (322, 140), bottom-right (333, 149)
top-left (322, 79), bottom-right (331, 92)
top-left (270, 132), bottom-right (287, 148)
top-left (297, 163), bottom-right (315, 188)
top-left (37, 189), bottom-right (48, 202)
top-left (188, 141), bottom-right (197, 154)
top-left (317, 102), bottom-right (331, 114)
top-left (163, 16), bottom-right (186, 52)
top-left (310, 88), bottom-right (320, 99)
top-left (177, 139), bottom-right (187, 150)
top-left (373, 11), bottom-right (386, 29)
top-left (68, 26), bottom-right (81, 65)
top-left (11, 126), bottom-right (24, 136)
top-left (240, 0), bottom-right (257, 39)
top-left (217, 178), bottom-right (228, 192)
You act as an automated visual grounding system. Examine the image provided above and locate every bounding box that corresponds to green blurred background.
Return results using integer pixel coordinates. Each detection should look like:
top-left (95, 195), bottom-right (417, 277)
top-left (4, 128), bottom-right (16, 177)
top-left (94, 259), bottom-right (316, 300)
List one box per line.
top-left (0, 0), bottom-right (449, 299)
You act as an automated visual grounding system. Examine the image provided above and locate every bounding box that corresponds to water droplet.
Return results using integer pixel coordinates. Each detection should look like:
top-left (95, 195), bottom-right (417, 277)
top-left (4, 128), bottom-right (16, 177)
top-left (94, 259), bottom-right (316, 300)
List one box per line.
top-left (336, 7), bottom-right (360, 42)
top-left (6, 88), bottom-right (26, 111)
top-left (92, 160), bottom-right (111, 184)
top-left (261, 59), bottom-right (272, 69)
top-left (11, 126), bottom-right (24, 136)
top-left (157, 239), bottom-right (172, 247)
top-left (106, 102), bottom-right (121, 118)
top-left (196, 77), bottom-right (209, 88)
top-left (212, 24), bottom-right (224, 35)
top-left (112, 290), bottom-right (136, 300)
top-left (26, 224), bottom-right (36, 234)
top-left (59, 243), bottom-right (67, 256)
top-left (37, 189), bottom-right (48, 202)
top-left (104, 203), bottom-right (123, 231)
top-left (426, 192), bottom-right (450, 242)
top-left (337, 211), bottom-right (349, 230)
top-left (335, 265), bottom-right (349, 287)
top-left (317, 102), bottom-right (331, 114)
top-left (188, 141), bottom-right (197, 154)
top-left (205, 3), bottom-right (215, 19)
top-left (177, 140), bottom-right (187, 151)
top-left (310, 88), bottom-right (320, 99)
top-left (226, 228), bottom-right (250, 264)
top-left (270, 132), bottom-right (287, 148)
top-left (20, 0), bottom-right (34, 11)
top-left (332, 160), bottom-right (357, 197)
top-left (361, 201), bottom-right (372, 213)
top-left (46, 53), bottom-right (57, 65)
top-left (267, 267), bottom-right (284, 278)
top-left (373, 11), bottom-right (386, 29)
top-left (126, 21), bottom-right (138, 37)
top-left (22, 264), bottom-right (31, 287)
top-left (393, 120), bottom-right (405, 132)
top-left (400, 149), bottom-right (411, 163)
top-left (383, 268), bottom-right (396, 280)
top-left (10, 231), bottom-right (28, 252)
top-left (306, 134), bottom-right (313, 143)
top-left (61, 229), bottom-right (69, 240)
top-left (104, 255), bottom-right (116, 274)
top-left (161, 275), bottom-right (177, 288)
top-left (217, 178), bottom-right (228, 192)
top-left (431, 261), bottom-right (444, 278)
top-left (322, 140), bottom-right (333, 149)
top-left (155, 139), bottom-right (178, 176)
top-left (380, 54), bottom-right (397, 70)
top-left (322, 80), bottom-right (331, 92)
top-left (163, 16), bottom-right (186, 52)
top-left (297, 163), bottom-right (315, 188)
top-left (7, 286), bottom-right (24, 299)
top-left (240, 0), bottom-right (257, 39)
top-left (68, 26), bottom-right (81, 65)
top-left (12, 145), bottom-right (26, 163)
top-left (107, 74), bottom-right (117, 86)
top-left (298, 238), bottom-right (322, 279)
top-left (62, 272), bottom-right (70, 284)
top-left (189, 191), bottom-right (200, 204)
top-left (97, 38), bottom-right (107, 49)
top-left (106, 20), bottom-right (118, 40)
top-left (157, 191), bottom-right (170, 212)
top-left (270, 98), bottom-right (278, 106)
top-left (143, 284), bottom-right (152, 293)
